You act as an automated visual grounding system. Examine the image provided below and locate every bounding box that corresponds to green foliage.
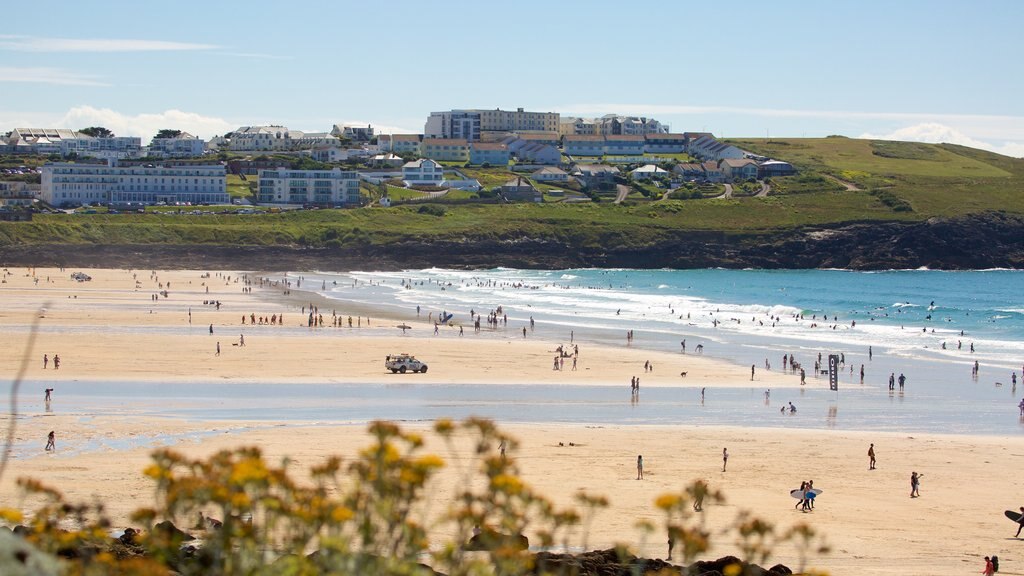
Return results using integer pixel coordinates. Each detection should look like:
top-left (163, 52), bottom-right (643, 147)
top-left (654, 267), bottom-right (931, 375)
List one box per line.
top-left (868, 188), bottom-right (914, 212)
top-left (155, 129), bottom-right (182, 139)
top-left (417, 204), bottom-right (446, 217)
top-left (77, 127), bottom-right (114, 138)
top-left (1, 419), bottom-right (832, 575)
top-left (870, 140), bottom-right (941, 161)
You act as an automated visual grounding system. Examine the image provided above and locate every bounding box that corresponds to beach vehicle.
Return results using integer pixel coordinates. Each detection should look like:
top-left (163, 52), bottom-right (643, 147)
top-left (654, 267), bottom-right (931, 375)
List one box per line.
top-left (385, 353), bottom-right (428, 374)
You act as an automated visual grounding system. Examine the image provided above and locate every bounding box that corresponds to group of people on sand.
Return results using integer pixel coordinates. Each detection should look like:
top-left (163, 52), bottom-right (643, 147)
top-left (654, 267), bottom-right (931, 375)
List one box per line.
top-left (242, 312), bottom-right (283, 326)
top-left (794, 480), bottom-right (817, 511)
top-left (42, 353), bottom-right (61, 370)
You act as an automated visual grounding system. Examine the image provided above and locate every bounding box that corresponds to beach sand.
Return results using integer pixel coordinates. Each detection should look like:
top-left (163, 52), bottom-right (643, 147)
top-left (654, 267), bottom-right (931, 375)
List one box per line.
top-left (1, 267), bottom-right (1020, 575)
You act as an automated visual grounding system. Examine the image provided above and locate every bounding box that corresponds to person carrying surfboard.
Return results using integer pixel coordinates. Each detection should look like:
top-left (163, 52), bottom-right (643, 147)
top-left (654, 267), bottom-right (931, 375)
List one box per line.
top-left (1015, 506), bottom-right (1024, 538)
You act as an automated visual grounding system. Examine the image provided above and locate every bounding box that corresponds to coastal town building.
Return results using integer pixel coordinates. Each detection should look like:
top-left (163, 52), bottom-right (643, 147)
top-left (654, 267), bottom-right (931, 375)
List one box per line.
top-left (603, 135), bottom-right (645, 156)
top-left (257, 167), bottom-right (361, 206)
top-left (559, 115), bottom-right (670, 136)
top-left (563, 135), bottom-right (605, 157)
top-left (719, 158), bottom-right (759, 181)
top-left (331, 124), bottom-right (374, 141)
top-left (468, 142), bottom-right (510, 166)
top-left (421, 138), bottom-right (469, 163)
top-left (687, 135), bottom-right (745, 161)
top-left (40, 161), bottom-right (228, 206)
top-left (572, 164), bottom-right (620, 190)
top-left (758, 160), bottom-right (797, 177)
top-left (228, 126), bottom-right (338, 152)
top-left (0, 181), bottom-right (37, 206)
top-left (531, 166), bottom-right (570, 182)
top-left (498, 176), bottom-right (541, 203)
top-left (643, 133), bottom-right (688, 153)
top-left (378, 134), bottom-right (423, 156)
top-left (425, 108), bottom-right (560, 141)
top-left (7, 129), bottom-right (143, 159)
top-left (514, 142), bottom-right (561, 165)
top-left (630, 164), bottom-right (670, 181)
top-left (401, 159), bottom-right (444, 186)
top-left (148, 132), bottom-right (206, 158)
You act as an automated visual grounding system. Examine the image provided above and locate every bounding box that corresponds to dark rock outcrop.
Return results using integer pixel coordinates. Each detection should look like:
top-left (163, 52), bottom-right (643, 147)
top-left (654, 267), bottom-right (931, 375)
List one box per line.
top-left (2, 212), bottom-right (1021, 270)
top-left (464, 531), bottom-right (529, 551)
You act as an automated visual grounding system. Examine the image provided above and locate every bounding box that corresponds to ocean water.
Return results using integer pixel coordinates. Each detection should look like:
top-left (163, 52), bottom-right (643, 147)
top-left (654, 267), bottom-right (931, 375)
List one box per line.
top-left (262, 267), bottom-right (1024, 436)
top-left (13, 269), bottom-right (1024, 448)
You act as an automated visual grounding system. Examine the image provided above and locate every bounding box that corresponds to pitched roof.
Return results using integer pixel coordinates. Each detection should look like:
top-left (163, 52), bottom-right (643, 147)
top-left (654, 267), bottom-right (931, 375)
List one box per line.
top-left (565, 135), bottom-right (605, 142)
top-left (604, 134), bottom-right (644, 142)
top-left (423, 138), bottom-right (468, 146)
top-left (392, 134), bottom-right (423, 142)
top-left (470, 142), bottom-right (508, 151)
top-left (502, 176), bottom-right (536, 188)
top-left (720, 158), bottom-right (757, 168)
top-left (645, 133), bottom-right (687, 141)
top-left (533, 167), bottom-right (567, 175)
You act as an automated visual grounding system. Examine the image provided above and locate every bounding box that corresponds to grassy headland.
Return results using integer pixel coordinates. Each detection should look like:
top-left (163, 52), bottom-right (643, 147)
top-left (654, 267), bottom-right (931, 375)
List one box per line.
top-left (2, 138), bottom-right (1023, 269)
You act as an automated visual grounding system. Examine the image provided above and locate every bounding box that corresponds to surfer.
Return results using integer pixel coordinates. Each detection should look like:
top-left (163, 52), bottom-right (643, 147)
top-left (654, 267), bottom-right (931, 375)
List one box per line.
top-left (868, 443), bottom-right (876, 470)
top-left (1015, 507), bottom-right (1024, 537)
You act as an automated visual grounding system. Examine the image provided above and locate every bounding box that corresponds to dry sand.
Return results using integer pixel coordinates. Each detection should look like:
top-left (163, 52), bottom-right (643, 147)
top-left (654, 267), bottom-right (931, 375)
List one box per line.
top-left (0, 267), bottom-right (1021, 575)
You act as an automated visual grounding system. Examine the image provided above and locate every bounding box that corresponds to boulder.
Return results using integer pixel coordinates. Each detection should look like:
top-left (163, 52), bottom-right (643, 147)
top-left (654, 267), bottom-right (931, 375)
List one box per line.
top-left (465, 531), bottom-right (529, 552)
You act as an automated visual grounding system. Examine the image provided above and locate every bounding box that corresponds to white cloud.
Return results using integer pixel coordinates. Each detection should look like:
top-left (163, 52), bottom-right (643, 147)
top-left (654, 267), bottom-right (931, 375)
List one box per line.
top-left (0, 34), bottom-right (218, 52)
top-left (859, 123), bottom-right (1024, 159)
top-left (38, 106), bottom-right (235, 140)
top-left (556, 103), bottom-right (1024, 141)
top-left (0, 66), bottom-right (107, 86)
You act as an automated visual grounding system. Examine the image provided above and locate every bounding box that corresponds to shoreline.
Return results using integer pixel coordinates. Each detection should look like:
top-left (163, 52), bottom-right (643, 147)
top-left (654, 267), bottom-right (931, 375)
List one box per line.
top-left (1, 266), bottom-right (1023, 575)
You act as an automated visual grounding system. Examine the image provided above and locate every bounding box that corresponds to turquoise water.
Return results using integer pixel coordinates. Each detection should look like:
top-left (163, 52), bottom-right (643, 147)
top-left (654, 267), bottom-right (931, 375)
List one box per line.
top-left (10, 269), bottom-right (1024, 449)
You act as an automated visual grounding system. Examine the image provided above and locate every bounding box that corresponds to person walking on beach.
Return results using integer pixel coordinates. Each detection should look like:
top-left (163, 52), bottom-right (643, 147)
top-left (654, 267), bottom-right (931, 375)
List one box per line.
top-left (44, 388), bottom-right (53, 402)
top-left (800, 368), bottom-right (806, 385)
top-left (889, 373), bottom-right (895, 391)
top-left (869, 345), bottom-right (872, 360)
top-left (910, 471), bottom-right (922, 498)
top-left (43, 354), bottom-right (48, 369)
top-left (216, 342), bottom-right (220, 356)
top-left (209, 323), bottom-right (214, 334)
top-left (637, 455), bottom-right (644, 480)
top-left (898, 373), bottom-right (906, 391)
top-left (239, 334), bottom-right (245, 347)
top-left (868, 443), bottom-right (876, 470)
top-left (982, 556), bottom-right (995, 576)
top-left (45, 431), bottom-right (55, 451)
top-left (53, 354), bottom-right (60, 370)
top-left (1018, 398), bottom-right (1024, 417)
top-left (751, 364), bottom-right (755, 381)
top-left (795, 481), bottom-right (807, 510)
top-left (722, 448), bottom-right (729, 472)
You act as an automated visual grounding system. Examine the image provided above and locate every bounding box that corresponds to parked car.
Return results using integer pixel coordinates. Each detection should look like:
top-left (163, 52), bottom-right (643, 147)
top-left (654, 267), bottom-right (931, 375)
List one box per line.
top-left (385, 353), bottom-right (428, 374)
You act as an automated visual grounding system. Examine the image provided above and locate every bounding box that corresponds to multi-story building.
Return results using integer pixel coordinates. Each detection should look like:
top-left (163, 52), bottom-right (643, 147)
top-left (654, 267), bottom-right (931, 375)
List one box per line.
top-left (148, 132), bottom-right (206, 158)
top-left (0, 181), bottom-right (36, 206)
top-left (644, 133), bottom-right (688, 154)
top-left (424, 108), bottom-right (560, 141)
top-left (40, 161), bottom-right (227, 207)
top-left (469, 143), bottom-right (510, 166)
top-left (331, 124), bottom-right (375, 141)
top-left (421, 138), bottom-right (469, 162)
top-left (688, 135), bottom-right (745, 161)
top-left (603, 135), bottom-right (645, 156)
top-left (378, 134), bottom-right (423, 156)
top-left (563, 135), bottom-right (605, 157)
top-left (402, 159), bottom-right (445, 186)
top-left (8, 129), bottom-right (142, 159)
top-left (257, 167), bottom-right (361, 206)
top-left (558, 117), bottom-right (598, 137)
top-left (595, 115), bottom-right (669, 136)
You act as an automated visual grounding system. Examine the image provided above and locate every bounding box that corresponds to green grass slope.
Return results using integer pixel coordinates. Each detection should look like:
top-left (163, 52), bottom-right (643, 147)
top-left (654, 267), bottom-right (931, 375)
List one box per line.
top-left (2, 139), bottom-right (1023, 251)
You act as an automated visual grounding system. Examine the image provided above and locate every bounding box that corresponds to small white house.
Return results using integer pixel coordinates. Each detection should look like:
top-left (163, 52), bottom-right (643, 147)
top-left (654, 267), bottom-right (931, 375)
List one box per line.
top-left (630, 164), bottom-right (670, 181)
top-left (532, 167), bottom-right (569, 182)
top-left (402, 159), bottom-right (445, 186)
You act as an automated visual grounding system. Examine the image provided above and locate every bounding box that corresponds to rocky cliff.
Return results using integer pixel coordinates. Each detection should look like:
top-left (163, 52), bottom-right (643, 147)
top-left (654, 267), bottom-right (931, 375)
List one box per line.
top-left (2, 212), bottom-right (1021, 271)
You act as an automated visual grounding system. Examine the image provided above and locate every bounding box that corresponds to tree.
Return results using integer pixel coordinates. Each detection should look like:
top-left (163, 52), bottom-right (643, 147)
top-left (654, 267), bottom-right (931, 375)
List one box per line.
top-left (78, 126), bottom-right (114, 138)
top-left (155, 129), bottom-right (182, 139)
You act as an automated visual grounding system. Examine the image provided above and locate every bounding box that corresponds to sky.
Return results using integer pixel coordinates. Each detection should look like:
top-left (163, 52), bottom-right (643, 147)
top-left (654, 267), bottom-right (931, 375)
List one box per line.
top-left (3, 0), bottom-right (1024, 157)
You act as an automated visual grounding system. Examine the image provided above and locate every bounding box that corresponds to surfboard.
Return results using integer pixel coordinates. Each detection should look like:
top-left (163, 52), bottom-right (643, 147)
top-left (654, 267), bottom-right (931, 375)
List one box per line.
top-left (1005, 510), bottom-right (1023, 523)
top-left (790, 488), bottom-right (823, 499)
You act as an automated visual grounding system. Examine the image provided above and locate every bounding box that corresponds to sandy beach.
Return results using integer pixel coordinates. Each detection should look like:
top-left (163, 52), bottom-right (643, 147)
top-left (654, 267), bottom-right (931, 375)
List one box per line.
top-left (1, 267), bottom-right (1022, 575)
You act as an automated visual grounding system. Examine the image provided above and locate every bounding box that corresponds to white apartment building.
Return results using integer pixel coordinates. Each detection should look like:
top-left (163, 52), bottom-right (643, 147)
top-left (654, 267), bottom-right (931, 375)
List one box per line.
top-left (228, 126), bottom-right (336, 152)
top-left (148, 132), bottom-right (206, 158)
top-left (257, 167), bottom-right (361, 206)
top-left (8, 129), bottom-right (142, 159)
top-left (41, 161), bottom-right (228, 207)
top-left (424, 108), bottom-right (560, 141)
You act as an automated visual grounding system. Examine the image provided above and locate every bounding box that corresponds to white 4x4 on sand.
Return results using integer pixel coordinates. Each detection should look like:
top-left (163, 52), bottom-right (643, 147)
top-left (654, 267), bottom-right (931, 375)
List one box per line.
top-left (385, 354), bottom-right (428, 374)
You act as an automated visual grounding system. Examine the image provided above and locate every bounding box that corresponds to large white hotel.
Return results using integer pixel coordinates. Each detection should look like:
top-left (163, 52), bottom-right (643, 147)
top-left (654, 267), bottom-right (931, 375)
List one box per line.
top-left (40, 161), bottom-right (228, 207)
top-left (257, 168), bottom-right (361, 206)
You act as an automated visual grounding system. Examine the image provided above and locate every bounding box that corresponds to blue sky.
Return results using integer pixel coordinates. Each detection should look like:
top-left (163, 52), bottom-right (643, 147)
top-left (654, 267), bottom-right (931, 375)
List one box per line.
top-left (4, 0), bottom-right (1024, 156)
